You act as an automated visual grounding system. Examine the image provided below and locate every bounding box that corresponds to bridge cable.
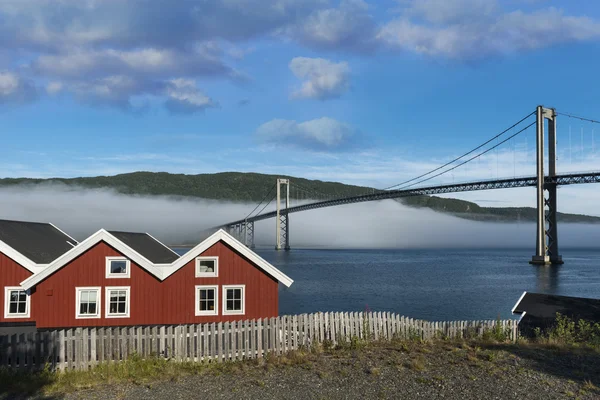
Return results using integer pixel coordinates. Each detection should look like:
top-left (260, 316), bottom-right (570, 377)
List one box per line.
top-left (381, 111), bottom-right (536, 191)
top-left (291, 182), bottom-right (332, 200)
top-left (397, 120), bottom-right (536, 190)
top-left (255, 193), bottom-right (277, 216)
top-left (556, 111), bottom-right (600, 125)
top-left (243, 183), bottom-right (276, 220)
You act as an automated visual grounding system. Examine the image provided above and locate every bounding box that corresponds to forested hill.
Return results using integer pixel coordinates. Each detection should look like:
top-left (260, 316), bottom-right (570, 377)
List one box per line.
top-left (1, 171), bottom-right (599, 223)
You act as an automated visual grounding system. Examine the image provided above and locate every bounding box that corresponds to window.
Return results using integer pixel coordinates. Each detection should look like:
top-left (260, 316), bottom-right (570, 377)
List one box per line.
top-left (195, 257), bottom-right (218, 277)
top-left (222, 285), bottom-right (245, 315)
top-left (195, 285), bottom-right (218, 316)
top-left (4, 287), bottom-right (30, 318)
top-left (105, 287), bottom-right (130, 318)
top-left (106, 257), bottom-right (131, 278)
top-left (76, 287), bottom-right (101, 319)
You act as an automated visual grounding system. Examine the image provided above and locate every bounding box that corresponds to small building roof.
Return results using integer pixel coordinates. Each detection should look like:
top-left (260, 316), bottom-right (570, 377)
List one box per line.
top-left (0, 219), bottom-right (77, 265)
top-left (107, 231), bottom-right (179, 264)
top-left (512, 291), bottom-right (600, 321)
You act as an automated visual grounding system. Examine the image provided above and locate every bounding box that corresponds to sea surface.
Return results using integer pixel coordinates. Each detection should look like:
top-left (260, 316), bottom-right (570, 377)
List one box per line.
top-left (176, 247), bottom-right (600, 321)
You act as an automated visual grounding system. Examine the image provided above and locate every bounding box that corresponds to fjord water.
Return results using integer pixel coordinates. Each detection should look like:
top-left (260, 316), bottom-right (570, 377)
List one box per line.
top-left (257, 248), bottom-right (600, 321)
top-left (174, 247), bottom-right (600, 320)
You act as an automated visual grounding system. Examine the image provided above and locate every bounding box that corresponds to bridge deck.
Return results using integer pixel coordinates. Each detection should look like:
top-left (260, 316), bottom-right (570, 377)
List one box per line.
top-left (223, 171), bottom-right (600, 226)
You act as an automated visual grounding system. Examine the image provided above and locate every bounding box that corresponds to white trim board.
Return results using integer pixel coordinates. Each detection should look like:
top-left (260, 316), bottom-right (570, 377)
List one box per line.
top-left (0, 240), bottom-right (40, 273)
top-left (21, 229), bottom-right (294, 290)
top-left (511, 291), bottom-right (528, 314)
top-left (49, 222), bottom-right (79, 247)
top-left (145, 232), bottom-right (181, 258)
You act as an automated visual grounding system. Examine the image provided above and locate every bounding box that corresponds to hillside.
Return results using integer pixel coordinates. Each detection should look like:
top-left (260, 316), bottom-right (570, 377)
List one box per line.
top-left (1, 171), bottom-right (599, 223)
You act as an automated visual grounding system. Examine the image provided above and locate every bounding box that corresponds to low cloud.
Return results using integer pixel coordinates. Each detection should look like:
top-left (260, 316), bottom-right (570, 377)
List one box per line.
top-left (289, 57), bottom-right (350, 100)
top-left (256, 117), bottom-right (362, 151)
top-left (0, 184), bottom-right (599, 250)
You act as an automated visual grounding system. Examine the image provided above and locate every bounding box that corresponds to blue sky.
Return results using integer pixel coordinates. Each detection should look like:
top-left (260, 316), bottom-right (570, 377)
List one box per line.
top-left (2, 0), bottom-right (600, 212)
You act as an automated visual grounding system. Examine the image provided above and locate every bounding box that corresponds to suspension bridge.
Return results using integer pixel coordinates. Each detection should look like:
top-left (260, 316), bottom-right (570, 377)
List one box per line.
top-left (218, 106), bottom-right (600, 265)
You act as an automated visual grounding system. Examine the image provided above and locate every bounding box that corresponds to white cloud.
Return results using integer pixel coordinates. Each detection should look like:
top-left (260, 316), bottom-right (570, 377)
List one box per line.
top-left (289, 57), bottom-right (350, 100)
top-left (0, 71), bottom-right (36, 104)
top-left (256, 117), bottom-right (361, 150)
top-left (379, 4), bottom-right (600, 59)
top-left (164, 79), bottom-right (219, 114)
top-left (34, 45), bottom-right (236, 80)
top-left (294, 0), bottom-right (377, 51)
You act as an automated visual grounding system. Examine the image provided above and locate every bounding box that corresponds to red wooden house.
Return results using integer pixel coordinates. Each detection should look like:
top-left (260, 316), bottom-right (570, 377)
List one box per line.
top-left (0, 219), bottom-right (77, 327)
top-left (2, 219), bottom-right (293, 330)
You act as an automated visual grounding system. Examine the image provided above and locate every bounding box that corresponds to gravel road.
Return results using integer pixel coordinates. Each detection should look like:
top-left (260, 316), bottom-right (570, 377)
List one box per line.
top-left (18, 341), bottom-right (600, 399)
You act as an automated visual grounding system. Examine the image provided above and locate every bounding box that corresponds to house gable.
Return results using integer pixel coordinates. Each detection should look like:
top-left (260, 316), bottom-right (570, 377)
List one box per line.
top-left (21, 230), bottom-right (166, 290)
top-left (22, 229), bottom-right (293, 290)
top-left (161, 230), bottom-right (293, 287)
top-left (31, 241), bottom-right (164, 328)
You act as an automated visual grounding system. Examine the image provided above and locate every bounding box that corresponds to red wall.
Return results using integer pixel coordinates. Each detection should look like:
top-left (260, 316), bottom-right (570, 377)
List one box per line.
top-left (31, 241), bottom-right (279, 329)
top-left (0, 252), bottom-right (34, 323)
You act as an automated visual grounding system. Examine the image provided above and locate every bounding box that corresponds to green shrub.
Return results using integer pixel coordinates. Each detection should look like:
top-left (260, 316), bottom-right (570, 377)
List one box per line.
top-left (542, 313), bottom-right (600, 347)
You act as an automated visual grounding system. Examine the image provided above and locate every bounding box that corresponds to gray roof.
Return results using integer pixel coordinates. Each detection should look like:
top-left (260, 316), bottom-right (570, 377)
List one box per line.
top-left (513, 292), bottom-right (600, 321)
top-left (108, 231), bottom-right (179, 264)
top-left (0, 219), bottom-right (77, 264)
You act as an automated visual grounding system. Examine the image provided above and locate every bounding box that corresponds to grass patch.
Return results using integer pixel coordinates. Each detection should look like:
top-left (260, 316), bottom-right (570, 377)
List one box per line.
top-left (0, 354), bottom-right (249, 396)
top-left (408, 356), bottom-right (426, 371)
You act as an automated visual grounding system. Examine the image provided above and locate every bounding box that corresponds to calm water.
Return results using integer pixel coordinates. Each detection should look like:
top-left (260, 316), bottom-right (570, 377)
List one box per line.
top-left (175, 247), bottom-right (600, 321)
top-left (259, 248), bottom-right (600, 321)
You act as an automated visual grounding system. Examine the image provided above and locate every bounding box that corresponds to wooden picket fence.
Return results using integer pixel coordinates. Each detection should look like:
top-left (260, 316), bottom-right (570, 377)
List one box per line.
top-left (0, 312), bottom-right (519, 371)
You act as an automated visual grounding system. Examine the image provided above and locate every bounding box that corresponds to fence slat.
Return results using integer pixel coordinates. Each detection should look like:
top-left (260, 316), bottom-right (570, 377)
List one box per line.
top-left (81, 328), bottom-right (88, 370)
top-left (257, 318), bottom-right (263, 359)
top-left (237, 320), bottom-right (242, 360)
top-left (0, 316), bottom-right (519, 372)
top-left (201, 324), bottom-right (208, 361)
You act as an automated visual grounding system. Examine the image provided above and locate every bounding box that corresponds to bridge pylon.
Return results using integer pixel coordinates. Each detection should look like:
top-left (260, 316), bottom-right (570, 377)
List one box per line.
top-left (276, 178), bottom-right (290, 251)
top-left (530, 106), bottom-right (563, 265)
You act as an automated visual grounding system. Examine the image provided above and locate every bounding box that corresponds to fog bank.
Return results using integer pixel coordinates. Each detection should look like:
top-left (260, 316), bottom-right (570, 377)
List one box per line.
top-left (0, 183), bottom-right (599, 249)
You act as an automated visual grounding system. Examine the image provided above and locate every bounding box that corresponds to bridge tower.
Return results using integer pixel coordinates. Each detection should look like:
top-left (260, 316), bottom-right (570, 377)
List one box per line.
top-left (275, 178), bottom-right (290, 251)
top-left (531, 106), bottom-right (563, 265)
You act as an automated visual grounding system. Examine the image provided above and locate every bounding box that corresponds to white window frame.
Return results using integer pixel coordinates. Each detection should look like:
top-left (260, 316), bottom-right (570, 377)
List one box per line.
top-left (75, 287), bottom-right (101, 319)
top-left (4, 287), bottom-right (31, 319)
top-left (222, 285), bottom-right (245, 316)
top-left (105, 257), bottom-right (131, 279)
top-left (105, 286), bottom-right (131, 318)
top-left (195, 285), bottom-right (219, 316)
top-left (195, 256), bottom-right (218, 278)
